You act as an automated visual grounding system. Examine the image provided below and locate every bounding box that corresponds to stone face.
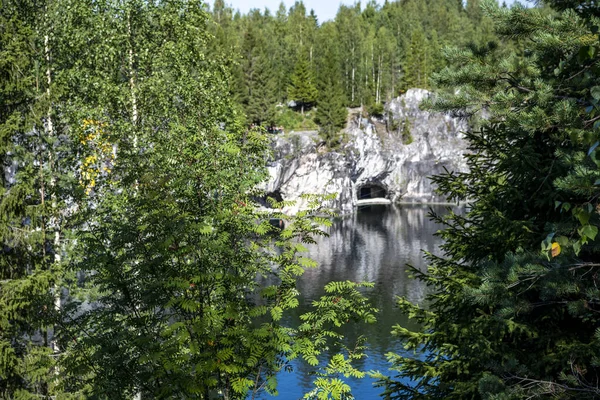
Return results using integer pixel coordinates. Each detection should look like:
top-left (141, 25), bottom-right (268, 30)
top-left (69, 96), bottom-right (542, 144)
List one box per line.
top-left (262, 89), bottom-right (469, 214)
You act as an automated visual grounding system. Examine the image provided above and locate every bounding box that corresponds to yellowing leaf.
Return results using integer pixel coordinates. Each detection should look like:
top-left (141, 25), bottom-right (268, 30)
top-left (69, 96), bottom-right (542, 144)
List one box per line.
top-left (551, 242), bottom-right (561, 258)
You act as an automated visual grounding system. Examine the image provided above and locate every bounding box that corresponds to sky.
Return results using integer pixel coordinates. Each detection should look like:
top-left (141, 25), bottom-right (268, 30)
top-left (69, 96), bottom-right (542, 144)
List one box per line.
top-left (211, 0), bottom-right (522, 23)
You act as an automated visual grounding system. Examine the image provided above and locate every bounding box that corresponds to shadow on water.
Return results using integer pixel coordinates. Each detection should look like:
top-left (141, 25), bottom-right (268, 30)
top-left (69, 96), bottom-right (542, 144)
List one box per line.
top-left (258, 204), bottom-right (461, 399)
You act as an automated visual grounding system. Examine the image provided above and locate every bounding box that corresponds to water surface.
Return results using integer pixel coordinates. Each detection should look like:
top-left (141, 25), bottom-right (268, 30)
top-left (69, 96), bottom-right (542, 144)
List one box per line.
top-left (264, 204), bottom-right (454, 399)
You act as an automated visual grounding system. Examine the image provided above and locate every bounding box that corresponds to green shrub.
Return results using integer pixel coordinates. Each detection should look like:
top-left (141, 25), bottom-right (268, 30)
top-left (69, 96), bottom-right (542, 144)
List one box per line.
top-left (275, 108), bottom-right (318, 131)
top-left (367, 102), bottom-right (385, 118)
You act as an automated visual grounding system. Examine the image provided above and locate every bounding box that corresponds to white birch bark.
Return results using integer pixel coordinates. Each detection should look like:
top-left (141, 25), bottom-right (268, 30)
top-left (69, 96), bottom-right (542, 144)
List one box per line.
top-left (44, 31), bottom-right (62, 356)
top-left (351, 46), bottom-right (355, 103)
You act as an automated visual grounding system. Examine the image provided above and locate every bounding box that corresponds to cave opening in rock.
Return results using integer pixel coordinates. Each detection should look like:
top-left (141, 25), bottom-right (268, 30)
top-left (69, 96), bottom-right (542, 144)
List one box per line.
top-left (358, 184), bottom-right (387, 200)
top-left (267, 190), bottom-right (283, 203)
top-left (255, 190), bottom-right (284, 208)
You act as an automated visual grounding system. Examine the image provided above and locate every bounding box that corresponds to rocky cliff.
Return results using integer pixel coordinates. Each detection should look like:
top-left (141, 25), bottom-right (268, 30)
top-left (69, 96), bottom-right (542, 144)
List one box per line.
top-left (262, 89), bottom-right (469, 214)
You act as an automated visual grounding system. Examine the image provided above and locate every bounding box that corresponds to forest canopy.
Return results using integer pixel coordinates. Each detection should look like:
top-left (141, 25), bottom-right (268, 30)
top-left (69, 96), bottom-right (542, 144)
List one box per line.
top-left (211, 0), bottom-right (499, 137)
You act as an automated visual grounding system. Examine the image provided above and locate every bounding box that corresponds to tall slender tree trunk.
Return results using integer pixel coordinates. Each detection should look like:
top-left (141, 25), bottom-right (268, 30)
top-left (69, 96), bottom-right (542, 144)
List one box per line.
top-left (128, 11), bottom-right (138, 128)
top-left (44, 30), bottom-right (58, 262)
top-left (44, 29), bottom-right (62, 358)
top-left (128, 8), bottom-right (142, 400)
top-left (345, 60), bottom-right (349, 97)
top-left (351, 45), bottom-right (355, 103)
top-left (364, 55), bottom-right (368, 91)
top-left (392, 54), bottom-right (397, 98)
top-left (376, 55), bottom-right (382, 104)
top-left (371, 42), bottom-right (375, 93)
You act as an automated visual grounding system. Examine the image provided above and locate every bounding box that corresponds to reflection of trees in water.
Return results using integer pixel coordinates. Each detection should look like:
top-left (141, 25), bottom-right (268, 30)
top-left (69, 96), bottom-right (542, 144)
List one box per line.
top-left (300, 205), bottom-right (449, 303)
top-left (266, 205), bottom-right (462, 397)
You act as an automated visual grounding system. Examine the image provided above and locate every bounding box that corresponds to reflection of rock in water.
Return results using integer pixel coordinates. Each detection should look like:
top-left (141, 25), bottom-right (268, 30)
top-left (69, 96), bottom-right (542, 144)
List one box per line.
top-left (260, 205), bottom-right (462, 399)
top-left (294, 204), bottom-right (457, 365)
top-left (299, 204), bottom-right (451, 305)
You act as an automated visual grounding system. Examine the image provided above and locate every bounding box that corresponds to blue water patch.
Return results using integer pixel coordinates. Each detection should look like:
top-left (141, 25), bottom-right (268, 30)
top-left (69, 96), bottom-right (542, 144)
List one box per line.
top-left (252, 205), bottom-right (452, 399)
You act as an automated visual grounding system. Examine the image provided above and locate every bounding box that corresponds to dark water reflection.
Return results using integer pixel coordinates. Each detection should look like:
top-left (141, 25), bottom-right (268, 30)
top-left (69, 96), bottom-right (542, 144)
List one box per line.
top-left (262, 204), bottom-right (457, 399)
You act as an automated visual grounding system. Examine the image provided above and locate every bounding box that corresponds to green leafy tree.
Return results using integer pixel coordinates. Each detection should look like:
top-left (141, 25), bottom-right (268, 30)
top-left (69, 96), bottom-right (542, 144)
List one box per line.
top-left (50, 2), bottom-right (376, 399)
top-left (0, 0), bottom-right (84, 397)
top-left (272, 2), bottom-right (291, 103)
top-left (217, 0), bottom-right (504, 118)
top-left (286, 1), bottom-right (317, 60)
top-left (0, 3), bottom-right (56, 396)
top-left (288, 50), bottom-right (318, 115)
top-left (336, 4), bottom-right (364, 106)
top-left (374, 26), bottom-right (396, 103)
top-left (376, 1), bottom-right (600, 399)
top-left (245, 52), bottom-right (277, 127)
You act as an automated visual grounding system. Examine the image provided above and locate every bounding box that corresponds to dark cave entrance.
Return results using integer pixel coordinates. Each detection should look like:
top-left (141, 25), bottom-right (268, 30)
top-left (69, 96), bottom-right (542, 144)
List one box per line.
top-left (358, 184), bottom-right (387, 200)
top-left (255, 190), bottom-right (284, 208)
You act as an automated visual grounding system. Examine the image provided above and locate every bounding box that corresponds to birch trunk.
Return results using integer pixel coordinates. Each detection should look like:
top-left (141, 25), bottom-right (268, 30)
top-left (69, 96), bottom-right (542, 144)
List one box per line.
top-left (44, 30), bottom-right (62, 357)
top-left (128, 9), bottom-right (142, 400)
top-left (376, 55), bottom-right (382, 104)
top-left (371, 42), bottom-right (375, 93)
top-left (128, 11), bottom-right (138, 128)
top-left (351, 46), bottom-right (355, 103)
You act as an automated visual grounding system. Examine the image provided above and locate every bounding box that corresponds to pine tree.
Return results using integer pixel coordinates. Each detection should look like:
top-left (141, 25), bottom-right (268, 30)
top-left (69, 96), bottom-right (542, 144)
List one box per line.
top-left (288, 50), bottom-right (318, 115)
top-left (376, 1), bottom-right (600, 398)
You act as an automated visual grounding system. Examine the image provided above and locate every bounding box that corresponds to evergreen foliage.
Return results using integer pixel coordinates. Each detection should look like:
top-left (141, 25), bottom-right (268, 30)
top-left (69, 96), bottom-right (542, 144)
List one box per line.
top-left (402, 29), bottom-right (433, 90)
top-left (9, 0), bottom-right (599, 399)
top-left (375, 1), bottom-right (600, 398)
top-left (288, 50), bottom-right (319, 115)
top-left (315, 23), bottom-right (348, 147)
top-left (238, 19), bottom-right (277, 126)
top-left (0, 1), bottom-right (79, 397)
top-left (210, 0), bottom-right (500, 130)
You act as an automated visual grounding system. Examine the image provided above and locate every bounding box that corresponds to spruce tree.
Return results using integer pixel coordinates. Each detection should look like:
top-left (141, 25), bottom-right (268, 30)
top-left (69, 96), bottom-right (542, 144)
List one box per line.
top-left (239, 21), bottom-right (277, 127)
top-left (376, 1), bottom-right (600, 398)
top-left (315, 23), bottom-right (348, 147)
top-left (402, 28), bottom-right (432, 89)
top-left (315, 79), bottom-right (347, 148)
top-left (288, 50), bottom-right (318, 115)
top-left (0, 3), bottom-right (51, 396)
top-left (273, 2), bottom-right (290, 104)
top-left (245, 52), bottom-right (277, 127)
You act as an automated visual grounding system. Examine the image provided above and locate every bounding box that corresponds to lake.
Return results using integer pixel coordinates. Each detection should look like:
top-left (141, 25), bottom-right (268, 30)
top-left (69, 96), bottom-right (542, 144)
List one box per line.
top-left (261, 204), bottom-right (454, 399)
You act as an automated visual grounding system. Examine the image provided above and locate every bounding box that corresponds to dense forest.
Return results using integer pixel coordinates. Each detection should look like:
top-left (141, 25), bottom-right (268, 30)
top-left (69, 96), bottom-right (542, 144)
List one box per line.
top-left (2, 0), bottom-right (600, 399)
top-left (210, 0), bottom-right (499, 141)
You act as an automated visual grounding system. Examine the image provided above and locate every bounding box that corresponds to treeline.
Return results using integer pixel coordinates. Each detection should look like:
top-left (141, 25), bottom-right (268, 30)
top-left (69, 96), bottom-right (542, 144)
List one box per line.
top-left (209, 0), bottom-right (499, 140)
